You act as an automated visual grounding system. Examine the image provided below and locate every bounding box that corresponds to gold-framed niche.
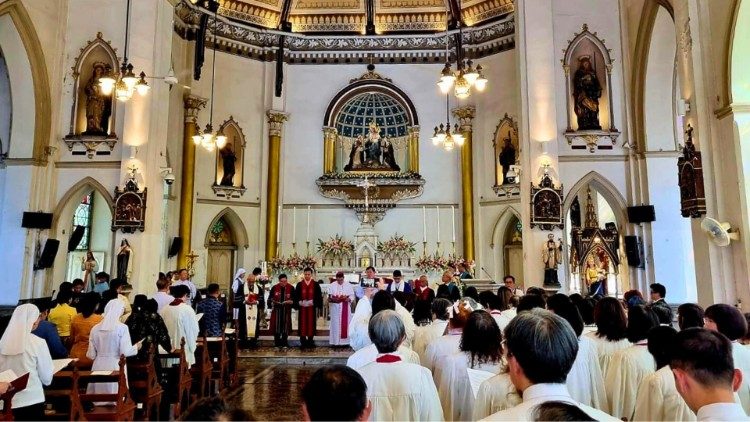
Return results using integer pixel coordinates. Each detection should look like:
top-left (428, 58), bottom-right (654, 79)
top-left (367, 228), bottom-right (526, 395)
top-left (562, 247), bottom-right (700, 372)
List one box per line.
top-left (64, 32), bottom-right (119, 159)
top-left (562, 24), bottom-right (620, 152)
top-left (316, 66), bottom-right (424, 223)
top-left (492, 113), bottom-right (520, 198)
top-left (212, 116), bottom-right (247, 199)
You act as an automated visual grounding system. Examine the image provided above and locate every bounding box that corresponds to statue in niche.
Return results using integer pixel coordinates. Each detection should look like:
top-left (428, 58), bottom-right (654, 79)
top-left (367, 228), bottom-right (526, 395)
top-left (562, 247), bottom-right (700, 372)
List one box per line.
top-left (219, 142), bottom-right (237, 186)
top-left (573, 56), bottom-right (602, 130)
top-left (116, 239), bottom-right (133, 284)
top-left (380, 137), bottom-right (400, 171)
top-left (542, 233), bottom-right (562, 287)
top-left (499, 134), bottom-right (516, 184)
top-left (345, 135), bottom-right (365, 171)
top-left (83, 62), bottom-right (112, 135)
top-left (570, 196), bottom-right (582, 228)
top-left (364, 122), bottom-right (383, 166)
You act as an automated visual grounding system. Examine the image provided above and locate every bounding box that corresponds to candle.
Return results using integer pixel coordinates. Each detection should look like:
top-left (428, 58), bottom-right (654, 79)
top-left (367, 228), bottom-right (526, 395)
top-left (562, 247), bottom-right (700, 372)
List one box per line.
top-left (436, 205), bottom-right (440, 243)
top-left (422, 206), bottom-right (427, 243)
top-left (451, 205), bottom-right (456, 243)
top-left (307, 205), bottom-right (311, 242)
top-left (292, 206), bottom-right (297, 244)
top-left (276, 205), bottom-right (282, 243)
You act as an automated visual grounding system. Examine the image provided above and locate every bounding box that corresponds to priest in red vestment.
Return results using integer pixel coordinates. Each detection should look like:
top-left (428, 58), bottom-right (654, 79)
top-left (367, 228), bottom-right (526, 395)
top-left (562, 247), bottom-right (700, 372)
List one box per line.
top-left (294, 267), bottom-right (323, 349)
top-left (268, 274), bottom-right (294, 348)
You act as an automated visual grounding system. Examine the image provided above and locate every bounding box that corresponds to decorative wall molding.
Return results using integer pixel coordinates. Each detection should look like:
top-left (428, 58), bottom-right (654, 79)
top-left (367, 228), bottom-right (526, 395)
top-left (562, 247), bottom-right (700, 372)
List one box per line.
top-left (55, 160), bottom-right (122, 169)
top-left (196, 198), bottom-right (261, 207)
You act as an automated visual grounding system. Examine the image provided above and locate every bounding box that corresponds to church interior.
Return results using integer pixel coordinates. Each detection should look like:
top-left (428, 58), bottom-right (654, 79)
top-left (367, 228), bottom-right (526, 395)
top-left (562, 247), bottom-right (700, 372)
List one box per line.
top-left (0, 0), bottom-right (749, 420)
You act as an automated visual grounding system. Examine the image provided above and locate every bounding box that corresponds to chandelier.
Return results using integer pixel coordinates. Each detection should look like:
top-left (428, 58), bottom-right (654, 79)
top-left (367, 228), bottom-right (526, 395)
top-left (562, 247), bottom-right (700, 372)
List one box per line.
top-left (431, 93), bottom-right (464, 151)
top-left (192, 2), bottom-right (227, 152)
top-left (436, 4), bottom-right (487, 99)
top-left (98, 0), bottom-right (149, 102)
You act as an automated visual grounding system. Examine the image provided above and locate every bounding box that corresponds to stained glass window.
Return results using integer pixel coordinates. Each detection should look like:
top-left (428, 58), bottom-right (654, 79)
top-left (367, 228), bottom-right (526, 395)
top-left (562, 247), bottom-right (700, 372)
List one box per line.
top-left (72, 192), bottom-right (93, 250)
top-left (335, 92), bottom-right (410, 138)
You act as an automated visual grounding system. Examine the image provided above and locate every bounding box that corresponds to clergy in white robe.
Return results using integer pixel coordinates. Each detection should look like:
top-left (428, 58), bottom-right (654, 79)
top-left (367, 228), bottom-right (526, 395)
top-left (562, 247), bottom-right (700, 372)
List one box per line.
top-left (413, 318), bottom-right (448, 364)
top-left (633, 365), bottom-right (696, 421)
top-left (347, 343), bottom-right (420, 369)
top-left (424, 297), bottom-right (482, 375)
top-left (86, 300), bottom-right (139, 395)
top-left (704, 303), bottom-right (750, 415)
top-left (329, 272), bottom-right (355, 346)
top-left (356, 310), bottom-right (443, 421)
top-left (604, 343), bottom-right (656, 420)
top-left (348, 291), bottom-right (415, 351)
top-left (473, 372), bottom-right (522, 420)
top-left (566, 335), bottom-right (607, 411)
top-left (160, 285), bottom-right (200, 365)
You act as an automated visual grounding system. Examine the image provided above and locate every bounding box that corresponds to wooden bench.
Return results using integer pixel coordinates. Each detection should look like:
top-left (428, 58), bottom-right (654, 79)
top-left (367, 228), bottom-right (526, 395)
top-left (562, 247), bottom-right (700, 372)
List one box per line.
top-left (126, 345), bottom-right (163, 421)
top-left (0, 373), bottom-right (29, 421)
top-left (190, 339), bottom-right (212, 400)
top-left (225, 330), bottom-right (240, 389)
top-left (157, 338), bottom-right (192, 420)
top-left (201, 335), bottom-right (229, 394)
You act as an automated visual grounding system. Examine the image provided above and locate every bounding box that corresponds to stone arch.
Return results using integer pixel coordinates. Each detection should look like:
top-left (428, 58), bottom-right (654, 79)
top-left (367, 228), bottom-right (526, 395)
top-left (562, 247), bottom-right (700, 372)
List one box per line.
top-left (490, 205), bottom-right (521, 248)
top-left (204, 208), bottom-right (249, 249)
top-left (563, 171), bottom-right (628, 229)
top-left (0, 0), bottom-right (51, 165)
top-left (489, 205), bottom-right (522, 283)
top-left (52, 177), bottom-right (114, 229)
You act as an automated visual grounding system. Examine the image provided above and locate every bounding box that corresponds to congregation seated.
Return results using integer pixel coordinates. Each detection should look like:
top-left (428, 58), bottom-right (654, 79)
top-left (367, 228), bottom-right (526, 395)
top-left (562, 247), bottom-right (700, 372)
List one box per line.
top-left (47, 290), bottom-right (77, 342)
top-left (301, 365), bottom-right (371, 421)
top-left (70, 278), bottom-right (85, 310)
top-left (31, 299), bottom-right (68, 359)
top-left (69, 292), bottom-right (103, 367)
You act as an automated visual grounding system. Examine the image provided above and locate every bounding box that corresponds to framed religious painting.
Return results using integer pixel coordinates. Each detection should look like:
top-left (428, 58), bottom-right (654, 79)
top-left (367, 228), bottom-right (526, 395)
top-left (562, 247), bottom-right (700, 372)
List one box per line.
top-left (530, 172), bottom-right (564, 230)
top-left (112, 178), bottom-right (147, 233)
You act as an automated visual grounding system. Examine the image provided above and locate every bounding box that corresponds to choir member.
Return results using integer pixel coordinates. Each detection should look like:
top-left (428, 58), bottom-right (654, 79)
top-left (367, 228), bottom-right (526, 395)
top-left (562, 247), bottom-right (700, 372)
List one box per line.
top-left (703, 303), bottom-right (750, 414)
top-left (481, 309), bottom-right (616, 421)
top-left (356, 310), bottom-right (443, 420)
top-left (671, 328), bottom-right (750, 421)
top-left (302, 365), bottom-right (371, 421)
top-left (605, 305), bottom-right (659, 420)
top-left (160, 285), bottom-right (200, 365)
top-left (424, 297), bottom-right (480, 375)
top-left (412, 298), bottom-right (451, 364)
top-left (69, 292), bottom-right (103, 367)
top-left (268, 274), bottom-right (294, 348)
top-left (294, 267), bottom-right (323, 348)
top-left (86, 300), bottom-right (139, 395)
top-left (474, 370), bottom-right (522, 420)
top-left (349, 288), bottom-right (415, 351)
top-left (0, 304), bottom-right (53, 420)
top-left (329, 271), bottom-right (355, 347)
top-left (677, 303), bottom-right (705, 330)
top-left (172, 268), bottom-right (198, 307)
top-left (584, 296), bottom-right (631, 378)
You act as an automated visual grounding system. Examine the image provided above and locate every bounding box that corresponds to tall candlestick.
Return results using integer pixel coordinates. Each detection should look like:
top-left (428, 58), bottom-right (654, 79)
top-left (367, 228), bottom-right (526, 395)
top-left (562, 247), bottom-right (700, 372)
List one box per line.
top-left (292, 206), bottom-right (297, 244)
top-left (276, 205), bottom-right (282, 243)
top-left (451, 205), bottom-right (456, 243)
top-left (306, 205), bottom-right (311, 242)
top-left (422, 206), bottom-right (427, 243)
top-left (436, 205), bottom-right (440, 243)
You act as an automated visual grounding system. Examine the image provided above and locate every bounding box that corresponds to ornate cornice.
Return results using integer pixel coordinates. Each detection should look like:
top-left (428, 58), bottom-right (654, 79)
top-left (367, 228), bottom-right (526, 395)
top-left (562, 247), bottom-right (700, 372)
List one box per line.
top-left (174, 0), bottom-right (514, 64)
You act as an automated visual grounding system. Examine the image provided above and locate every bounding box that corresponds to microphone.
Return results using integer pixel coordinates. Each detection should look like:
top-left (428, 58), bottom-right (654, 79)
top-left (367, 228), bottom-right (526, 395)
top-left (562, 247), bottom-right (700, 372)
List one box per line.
top-left (480, 267), bottom-right (495, 283)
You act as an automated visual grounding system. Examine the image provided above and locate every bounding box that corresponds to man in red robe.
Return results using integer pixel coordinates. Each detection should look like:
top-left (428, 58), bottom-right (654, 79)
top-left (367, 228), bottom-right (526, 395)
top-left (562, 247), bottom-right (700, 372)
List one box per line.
top-left (268, 274), bottom-right (294, 348)
top-left (294, 267), bottom-right (323, 349)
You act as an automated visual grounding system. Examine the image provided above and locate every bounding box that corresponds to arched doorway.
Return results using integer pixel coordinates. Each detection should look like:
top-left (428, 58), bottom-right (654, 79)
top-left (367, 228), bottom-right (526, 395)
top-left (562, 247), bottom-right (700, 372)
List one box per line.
top-left (204, 208), bottom-right (248, 292)
top-left (502, 215), bottom-right (523, 282)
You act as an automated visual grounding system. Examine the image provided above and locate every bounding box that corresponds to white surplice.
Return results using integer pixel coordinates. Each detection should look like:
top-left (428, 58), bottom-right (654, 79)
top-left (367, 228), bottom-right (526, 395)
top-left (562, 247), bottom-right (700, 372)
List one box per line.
top-left (424, 331), bottom-right (462, 375)
top-left (86, 322), bottom-right (138, 394)
top-left (160, 302), bottom-right (200, 365)
top-left (733, 342), bottom-right (750, 415)
top-left (481, 383), bottom-right (618, 421)
top-left (152, 291), bottom-right (174, 312)
top-left (584, 331), bottom-right (632, 379)
top-left (328, 282), bottom-right (355, 346)
top-left (347, 344), bottom-right (420, 369)
top-left (357, 358), bottom-right (444, 421)
top-left (436, 352), bottom-right (503, 421)
top-left (473, 372), bottom-right (522, 421)
top-left (348, 297), bottom-right (415, 351)
top-left (604, 343), bottom-right (656, 421)
top-left (412, 320), bottom-right (448, 364)
top-left (696, 403), bottom-right (750, 421)
top-left (633, 365), bottom-right (696, 422)
top-left (566, 336), bottom-right (607, 411)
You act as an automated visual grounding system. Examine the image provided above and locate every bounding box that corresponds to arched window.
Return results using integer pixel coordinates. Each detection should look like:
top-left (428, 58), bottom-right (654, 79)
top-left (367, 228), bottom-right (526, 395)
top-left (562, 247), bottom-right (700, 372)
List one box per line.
top-left (0, 48), bottom-right (10, 160)
top-left (72, 192), bottom-right (94, 250)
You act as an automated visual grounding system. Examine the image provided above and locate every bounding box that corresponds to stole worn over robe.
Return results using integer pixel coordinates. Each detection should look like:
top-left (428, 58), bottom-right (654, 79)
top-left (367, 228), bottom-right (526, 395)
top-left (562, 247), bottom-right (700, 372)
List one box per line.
top-left (584, 331), bottom-right (632, 379)
top-left (633, 365), bottom-right (696, 422)
top-left (268, 283), bottom-right (294, 337)
top-left (86, 323), bottom-right (138, 394)
top-left (604, 343), bottom-right (656, 421)
top-left (328, 282), bottom-right (355, 346)
top-left (160, 302), bottom-right (200, 365)
top-left (234, 281), bottom-right (264, 340)
top-left (473, 372), bottom-right (522, 421)
top-left (437, 352), bottom-right (503, 421)
top-left (347, 344), bottom-right (420, 370)
top-left (294, 280), bottom-right (323, 337)
top-left (733, 342), bottom-right (750, 415)
top-left (412, 320), bottom-right (448, 364)
top-left (566, 336), bottom-right (607, 412)
top-left (357, 359), bottom-right (444, 421)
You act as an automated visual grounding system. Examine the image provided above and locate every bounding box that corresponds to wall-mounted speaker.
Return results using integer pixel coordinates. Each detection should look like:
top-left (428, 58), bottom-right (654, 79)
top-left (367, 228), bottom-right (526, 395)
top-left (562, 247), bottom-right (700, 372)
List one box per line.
top-left (627, 206), bottom-right (656, 223)
top-left (68, 225), bottom-right (85, 252)
top-left (168, 237), bottom-right (182, 258)
top-left (22, 212), bottom-right (53, 229)
top-left (624, 235), bottom-right (644, 268)
top-left (35, 239), bottom-right (60, 270)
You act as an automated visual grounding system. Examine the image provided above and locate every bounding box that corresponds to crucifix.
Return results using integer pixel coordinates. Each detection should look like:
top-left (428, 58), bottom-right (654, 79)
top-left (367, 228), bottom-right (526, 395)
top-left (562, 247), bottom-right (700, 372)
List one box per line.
top-left (356, 176), bottom-right (376, 223)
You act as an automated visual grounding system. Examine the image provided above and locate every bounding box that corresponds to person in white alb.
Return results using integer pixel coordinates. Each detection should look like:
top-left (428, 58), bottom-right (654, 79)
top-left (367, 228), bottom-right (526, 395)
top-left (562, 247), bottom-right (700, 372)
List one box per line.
top-left (584, 297), bottom-right (632, 379)
top-left (172, 268), bottom-right (197, 307)
top-left (474, 370), bottom-right (522, 420)
top-left (704, 303), bottom-right (750, 415)
top-left (425, 297), bottom-right (482, 375)
top-left (412, 298), bottom-right (451, 364)
top-left (152, 275), bottom-right (174, 312)
top-left (670, 328), bottom-right (750, 421)
top-left (160, 285), bottom-right (200, 365)
top-left (349, 288), bottom-right (415, 351)
top-left (329, 271), bottom-right (355, 347)
top-left (481, 308), bottom-right (616, 421)
top-left (355, 310), bottom-right (443, 421)
top-left (0, 304), bottom-right (53, 420)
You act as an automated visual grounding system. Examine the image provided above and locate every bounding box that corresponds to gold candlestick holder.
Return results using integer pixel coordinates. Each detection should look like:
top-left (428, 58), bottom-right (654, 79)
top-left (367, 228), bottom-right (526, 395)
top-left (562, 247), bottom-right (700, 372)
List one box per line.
top-left (422, 241), bottom-right (428, 256)
top-left (306, 241), bottom-right (311, 255)
top-left (452, 242), bottom-right (456, 255)
top-left (436, 241), bottom-right (442, 254)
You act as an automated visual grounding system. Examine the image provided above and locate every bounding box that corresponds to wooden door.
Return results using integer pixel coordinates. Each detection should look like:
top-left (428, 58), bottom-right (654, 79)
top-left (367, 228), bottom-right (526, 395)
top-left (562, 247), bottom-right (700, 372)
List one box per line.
top-left (505, 245), bottom-right (524, 286)
top-left (207, 248), bottom-right (234, 292)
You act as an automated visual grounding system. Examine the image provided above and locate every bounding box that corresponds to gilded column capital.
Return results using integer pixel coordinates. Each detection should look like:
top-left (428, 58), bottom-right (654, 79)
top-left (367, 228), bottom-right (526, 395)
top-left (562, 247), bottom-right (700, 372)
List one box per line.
top-left (267, 110), bottom-right (290, 137)
top-left (322, 126), bottom-right (338, 140)
top-left (408, 125), bottom-right (421, 136)
top-left (452, 106), bottom-right (476, 132)
top-left (184, 95), bottom-right (207, 123)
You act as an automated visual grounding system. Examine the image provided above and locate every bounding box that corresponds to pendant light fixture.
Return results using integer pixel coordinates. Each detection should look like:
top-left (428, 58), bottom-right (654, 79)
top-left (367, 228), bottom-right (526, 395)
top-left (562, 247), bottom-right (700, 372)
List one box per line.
top-left (98, 0), bottom-right (149, 101)
top-left (192, 2), bottom-right (227, 152)
top-left (431, 90), bottom-right (464, 151)
top-left (436, 0), bottom-right (488, 98)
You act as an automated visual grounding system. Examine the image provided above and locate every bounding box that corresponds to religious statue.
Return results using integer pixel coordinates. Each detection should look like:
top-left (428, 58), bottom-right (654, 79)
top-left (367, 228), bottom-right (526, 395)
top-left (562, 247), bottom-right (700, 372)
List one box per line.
top-left (219, 142), bottom-right (237, 186)
top-left (81, 251), bottom-right (98, 292)
top-left (499, 134), bottom-right (516, 184)
top-left (573, 56), bottom-right (602, 130)
top-left (380, 137), bottom-right (400, 171)
top-left (116, 239), bottom-right (133, 284)
top-left (542, 233), bottom-right (562, 287)
top-left (345, 135), bottom-right (365, 171)
top-left (83, 62), bottom-right (112, 135)
top-left (570, 196), bottom-right (582, 228)
top-left (584, 254), bottom-right (607, 295)
top-left (364, 122), bottom-right (382, 166)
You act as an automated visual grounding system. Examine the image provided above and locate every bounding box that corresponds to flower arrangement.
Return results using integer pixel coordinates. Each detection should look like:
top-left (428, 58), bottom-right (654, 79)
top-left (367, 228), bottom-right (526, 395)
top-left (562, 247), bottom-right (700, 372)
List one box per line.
top-left (268, 253), bottom-right (318, 274)
top-left (447, 255), bottom-right (476, 271)
top-left (300, 255), bottom-right (318, 271)
top-left (268, 256), bottom-right (288, 274)
top-left (317, 234), bottom-right (355, 259)
top-left (377, 234), bottom-right (417, 258)
top-left (414, 254), bottom-right (474, 272)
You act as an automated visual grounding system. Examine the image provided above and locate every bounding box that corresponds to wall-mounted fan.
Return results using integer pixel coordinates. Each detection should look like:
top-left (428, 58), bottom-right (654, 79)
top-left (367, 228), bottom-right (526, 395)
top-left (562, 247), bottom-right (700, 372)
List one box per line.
top-left (700, 218), bottom-right (740, 247)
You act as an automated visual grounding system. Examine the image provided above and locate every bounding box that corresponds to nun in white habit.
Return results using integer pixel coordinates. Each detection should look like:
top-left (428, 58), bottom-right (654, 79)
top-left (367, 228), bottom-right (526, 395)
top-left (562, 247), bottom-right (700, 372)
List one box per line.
top-left (87, 299), bottom-right (139, 394)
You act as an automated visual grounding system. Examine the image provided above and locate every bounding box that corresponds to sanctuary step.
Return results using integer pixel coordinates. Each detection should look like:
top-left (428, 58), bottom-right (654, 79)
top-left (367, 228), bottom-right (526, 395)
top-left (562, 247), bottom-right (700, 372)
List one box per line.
top-left (239, 345), bottom-right (352, 365)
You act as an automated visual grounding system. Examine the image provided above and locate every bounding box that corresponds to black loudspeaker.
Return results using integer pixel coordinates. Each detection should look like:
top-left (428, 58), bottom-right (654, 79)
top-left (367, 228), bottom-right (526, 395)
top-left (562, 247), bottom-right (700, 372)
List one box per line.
top-left (68, 225), bottom-right (85, 252)
top-left (168, 237), bottom-right (182, 258)
top-left (22, 212), bottom-right (53, 229)
top-left (35, 239), bottom-right (60, 269)
top-left (624, 235), bottom-right (644, 268)
top-left (627, 205), bottom-right (656, 223)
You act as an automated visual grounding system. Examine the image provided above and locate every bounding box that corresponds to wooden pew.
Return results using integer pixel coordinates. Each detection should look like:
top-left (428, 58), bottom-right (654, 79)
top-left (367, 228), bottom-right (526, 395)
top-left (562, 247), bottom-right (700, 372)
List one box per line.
top-left (44, 362), bottom-right (83, 421)
top-left (190, 338), bottom-right (212, 400)
top-left (77, 356), bottom-right (137, 421)
top-left (0, 373), bottom-right (29, 421)
top-left (225, 330), bottom-right (240, 389)
top-left (201, 335), bottom-right (229, 394)
top-left (126, 345), bottom-right (163, 421)
top-left (157, 338), bottom-right (192, 420)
